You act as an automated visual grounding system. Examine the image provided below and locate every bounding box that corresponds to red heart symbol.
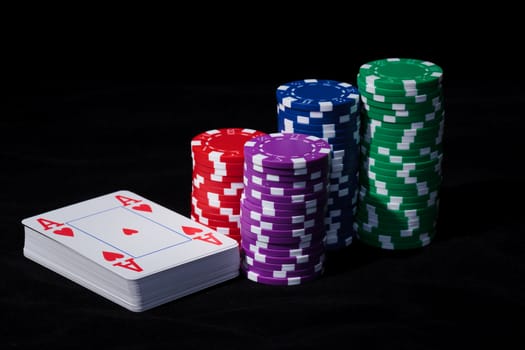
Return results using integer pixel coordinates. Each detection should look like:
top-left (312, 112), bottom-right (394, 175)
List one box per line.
top-left (53, 227), bottom-right (74, 237)
top-left (102, 251), bottom-right (125, 262)
top-left (182, 226), bottom-right (203, 235)
top-left (122, 228), bottom-right (138, 236)
top-left (132, 204), bottom-right (152, 212)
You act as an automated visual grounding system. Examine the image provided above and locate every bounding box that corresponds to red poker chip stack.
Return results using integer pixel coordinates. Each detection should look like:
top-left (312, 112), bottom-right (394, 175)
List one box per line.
top-left (190, 128), bottom-right (267, 244)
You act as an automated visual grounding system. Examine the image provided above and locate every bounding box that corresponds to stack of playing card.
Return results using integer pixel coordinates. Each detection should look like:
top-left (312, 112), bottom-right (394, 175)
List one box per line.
top-left (21, 190), bottom-right (241, 312)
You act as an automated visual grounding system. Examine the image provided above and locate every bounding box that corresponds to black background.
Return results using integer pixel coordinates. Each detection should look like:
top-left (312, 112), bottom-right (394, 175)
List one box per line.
top-left (3, 13), bottom-right (525, 349)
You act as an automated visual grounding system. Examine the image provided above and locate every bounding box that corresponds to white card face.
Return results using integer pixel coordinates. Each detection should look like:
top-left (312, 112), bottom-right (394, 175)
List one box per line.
top-left (22, 190), bottom-right (239, 280)
top-left (69, 207), bottom-right (190, 258)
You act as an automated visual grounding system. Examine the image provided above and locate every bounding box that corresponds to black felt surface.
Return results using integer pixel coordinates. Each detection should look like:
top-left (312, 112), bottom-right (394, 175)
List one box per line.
top-left (3, 32), bottom-right (525, 349)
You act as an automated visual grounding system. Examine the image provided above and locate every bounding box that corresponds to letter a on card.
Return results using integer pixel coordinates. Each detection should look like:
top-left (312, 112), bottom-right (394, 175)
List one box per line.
top-left (115, 195), bottom-right (141, 207)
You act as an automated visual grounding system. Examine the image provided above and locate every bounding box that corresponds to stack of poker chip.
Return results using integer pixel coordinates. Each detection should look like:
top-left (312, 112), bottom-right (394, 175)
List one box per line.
top-left (240, 133), bottom-right (331, 285)
top-left (276, 79), bottom-right (361, 250)
top-left (191, 128), bottom-right (267, 244)
top-left (355, 58), bottom-right (444, 250)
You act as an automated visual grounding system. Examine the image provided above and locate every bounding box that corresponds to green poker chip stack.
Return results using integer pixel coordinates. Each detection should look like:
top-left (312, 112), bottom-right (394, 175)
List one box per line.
top-left (355, 58), bottom-right (444, 250)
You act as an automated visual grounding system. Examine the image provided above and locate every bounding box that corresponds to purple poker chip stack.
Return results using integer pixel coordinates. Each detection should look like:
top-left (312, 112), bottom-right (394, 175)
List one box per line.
top-left (276, 79), bottom-right (361, 250)
top-left (240, 133), bottom-right (332, 286)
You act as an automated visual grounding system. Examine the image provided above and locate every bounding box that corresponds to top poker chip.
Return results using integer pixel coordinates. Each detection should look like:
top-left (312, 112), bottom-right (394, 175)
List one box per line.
top-left (359, 58), bottom-right (443, 90)
top-left (191, 128), bottom-right (267, 164)
top-left (244, 133), bottom-right (331, 170)
top-left (276, 79), bottom-right (359, 112)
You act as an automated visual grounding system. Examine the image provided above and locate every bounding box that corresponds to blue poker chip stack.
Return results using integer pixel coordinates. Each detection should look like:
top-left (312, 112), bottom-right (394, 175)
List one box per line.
top-left (276, 79), bottom-right (361, 250)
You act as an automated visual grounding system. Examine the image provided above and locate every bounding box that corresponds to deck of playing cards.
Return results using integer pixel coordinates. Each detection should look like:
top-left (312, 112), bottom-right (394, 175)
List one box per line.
top-left (21, 190), bottom-right (241, 312)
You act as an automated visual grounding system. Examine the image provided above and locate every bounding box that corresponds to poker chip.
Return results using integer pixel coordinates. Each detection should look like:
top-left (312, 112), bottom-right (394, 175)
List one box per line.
top-left (276, 79), bottom-right (361, 250)
top-left (242, 244), bottom-right (324, 265)
top-left (242, 194), bottom-right (328, 211)
top-left (244, 187), bottom-right (328, 204)
top-left (276, 79), bottom-right (359, 112)
top-left (358, 58), bottom-right (443, 90)
top-left (193, 164), bottom-right (245, 178)
top-left (192, 163), bottom-right (245, 177)
top-left (243, 254), bottom-right (326, 272)
top-left (362, 161), bottom-right (442, 178)
top-left (355, 58), bottom-right (444, 250)
top-left (192, 194), bottom-right (242, 210)
top-left (357, 77), bottom-right (441, 97)
top-left (278, 102), bottom-right (360, 119)
top-left (364, 115), bottom-right (444, 132)
top-left (242, 206), bottom-right (325, 225)
top-left (244, 175), bottom-right (328, 195)
top-left (191, 196), bottom-right (241, 216)
top-left (277, 117), bottom-right (357, 138)
top-left (361, 94), bottom-right (443, 111)
top-left (245, 171), bottom-right (328, 185)
top-left (244, 163), bottom-right (330, 180)
top-left (191, 128), bottom-right (267, 243)
top-left (240, 195), bottom-right (320, 217)
top-left (191, 204), bottom-right (241, 224)
top-left (192, 178), bottom-right (244, 195)
top-left (240, 132), bottom-right (331, 285)
top-left (244, 133), bottom-right (332, 170)
top-left (191, 184), bottom-right (243, 200)
top-left (359, 87), bottom-right (443, 104)
top-left (241, 233), bottom-right (325, 251)
top-left (190, 214), bottom-right (240, 233)
top-left (361, 140), bottom-right (443, 158)
top-left (241, 240), bottom-right (325, 258)
top-left (241, 213), bottom-right (324, 231)
top-left (356, 218), bottom-right (437, 236)
top-left (240, 260), bottom-right (324, 279)
top-left (242, 230), bottom-right (324, 248)
top-left (356, 228), bottom-right (436, 250)
top-left (241, 219), bottom-right (325, 240)
top-left (280, 118), bottom-right (359, 139)
top-left (278, 109), bottom-right (355, 127)
top-left (360, 181), bottom-right (442, 198)
top-left (214, 226), bottom-right (241, 236)
top-left (363, 106), bottom-right (444, 124)
top-left (241, 265), bottom-right (324, 286)
top-left (361, 145), bottom-right (442, 166)
top-left (191, 128), bottom-right (267, 163)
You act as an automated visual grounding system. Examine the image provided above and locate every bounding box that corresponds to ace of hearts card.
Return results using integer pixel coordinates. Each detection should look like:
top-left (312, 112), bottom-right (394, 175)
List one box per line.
top-left (21, 190), bottom-right (241, 311)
